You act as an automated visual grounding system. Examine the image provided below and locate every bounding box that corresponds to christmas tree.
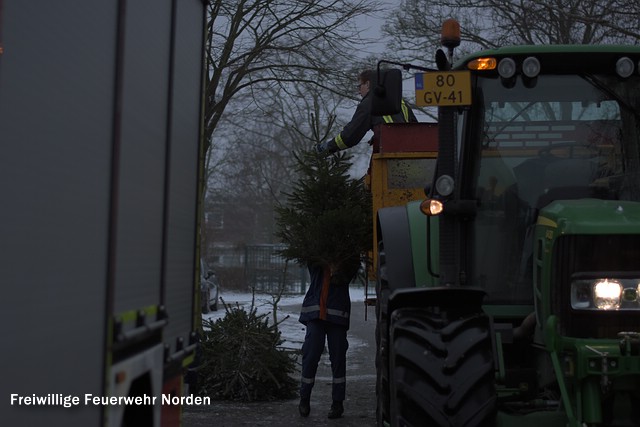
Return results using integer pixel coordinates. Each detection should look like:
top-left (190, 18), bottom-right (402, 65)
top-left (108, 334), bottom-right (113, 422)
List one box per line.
top-left (275, 150), bottom-right (372, 275)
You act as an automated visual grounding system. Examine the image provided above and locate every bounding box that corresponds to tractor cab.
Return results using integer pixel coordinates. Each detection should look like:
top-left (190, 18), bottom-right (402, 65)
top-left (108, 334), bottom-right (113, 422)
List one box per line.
top-left (398, 46), bottom-right (640, 303)
top-left (456, 60), bottom-right (640, 307)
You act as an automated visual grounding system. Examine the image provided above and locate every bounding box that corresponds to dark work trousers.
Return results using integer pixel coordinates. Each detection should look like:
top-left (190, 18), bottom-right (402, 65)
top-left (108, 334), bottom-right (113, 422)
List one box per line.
top-left (300, 319), bottom-right (349, 402)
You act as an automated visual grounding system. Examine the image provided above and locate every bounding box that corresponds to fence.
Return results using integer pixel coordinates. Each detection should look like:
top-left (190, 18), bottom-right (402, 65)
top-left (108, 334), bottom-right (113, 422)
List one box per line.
top-left (209, 244), bottom-right (308, 295)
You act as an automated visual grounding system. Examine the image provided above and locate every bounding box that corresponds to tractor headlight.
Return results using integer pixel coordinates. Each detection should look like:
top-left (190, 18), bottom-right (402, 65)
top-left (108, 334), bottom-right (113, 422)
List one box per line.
top-left (593, 280), bottom-right (622, 309)
top-left (616, 57), bottom-right (635, 78)
top-left (571, 275), bottom-right (640, 310)
top-left (498, 58), bottom-right (516, 79)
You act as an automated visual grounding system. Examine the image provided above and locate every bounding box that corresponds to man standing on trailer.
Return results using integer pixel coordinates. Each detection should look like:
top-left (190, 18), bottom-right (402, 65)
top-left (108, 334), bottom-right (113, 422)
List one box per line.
top-left (314, 69), bottom-right (417, 155)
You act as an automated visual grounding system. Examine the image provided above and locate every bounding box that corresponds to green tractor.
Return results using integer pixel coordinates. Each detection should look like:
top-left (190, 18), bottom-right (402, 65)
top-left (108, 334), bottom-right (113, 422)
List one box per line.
top-left (374, 21), bottom-right (640, 427)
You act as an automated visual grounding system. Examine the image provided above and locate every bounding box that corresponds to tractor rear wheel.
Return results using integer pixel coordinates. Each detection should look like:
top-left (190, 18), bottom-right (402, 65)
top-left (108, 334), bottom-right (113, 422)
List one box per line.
top-left (389, 307), bottom-right (496, 427)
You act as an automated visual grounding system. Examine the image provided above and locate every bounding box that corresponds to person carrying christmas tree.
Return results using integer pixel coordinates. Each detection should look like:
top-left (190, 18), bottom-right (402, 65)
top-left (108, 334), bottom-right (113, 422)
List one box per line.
top-left (297, 257), bottom-right (360, 419)
top-left (275, 150), bottom-right (372, 419)
top-left (314, 68), bottom-right (418, 155)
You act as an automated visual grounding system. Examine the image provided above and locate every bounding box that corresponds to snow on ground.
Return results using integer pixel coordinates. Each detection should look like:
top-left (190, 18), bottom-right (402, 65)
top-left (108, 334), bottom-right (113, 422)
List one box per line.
top-left (202, 287), bottom-right (368, 351)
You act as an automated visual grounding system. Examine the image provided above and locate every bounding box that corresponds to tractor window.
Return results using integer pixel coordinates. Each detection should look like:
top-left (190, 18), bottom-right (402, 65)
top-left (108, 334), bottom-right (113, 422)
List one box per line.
top-left (469, 74), bottom-right (640, 304)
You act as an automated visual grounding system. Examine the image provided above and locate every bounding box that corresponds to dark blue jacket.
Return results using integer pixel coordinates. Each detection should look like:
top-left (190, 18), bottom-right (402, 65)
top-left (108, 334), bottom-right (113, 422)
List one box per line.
top-left (299, 264), bottom-right (352, 329)
top-left (333, 94), bottom-right (417, 150)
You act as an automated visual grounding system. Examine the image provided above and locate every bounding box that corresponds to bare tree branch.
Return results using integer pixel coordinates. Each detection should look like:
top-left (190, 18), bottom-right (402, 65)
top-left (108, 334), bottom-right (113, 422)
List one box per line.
top-left (382, 0), bottom-right (640, 69)
top-left (205, 0), bottom-right (378, 152)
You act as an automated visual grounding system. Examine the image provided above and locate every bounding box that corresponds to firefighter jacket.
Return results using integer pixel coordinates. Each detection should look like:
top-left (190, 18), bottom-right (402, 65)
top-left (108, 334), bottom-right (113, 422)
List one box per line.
top-left (299, 263), bottom-right (353, 329)
top-left (332, 93), bottom-right (417, 151)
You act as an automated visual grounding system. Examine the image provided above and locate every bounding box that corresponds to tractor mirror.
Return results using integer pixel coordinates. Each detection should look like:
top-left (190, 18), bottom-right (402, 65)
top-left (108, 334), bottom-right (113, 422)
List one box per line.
top-left (371, 68), bottom-right (402, 116)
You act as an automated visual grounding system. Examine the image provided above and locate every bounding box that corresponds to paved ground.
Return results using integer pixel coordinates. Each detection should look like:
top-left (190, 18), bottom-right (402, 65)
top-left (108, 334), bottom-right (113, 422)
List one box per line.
top-left (183, 299), bottom-right (378, 426)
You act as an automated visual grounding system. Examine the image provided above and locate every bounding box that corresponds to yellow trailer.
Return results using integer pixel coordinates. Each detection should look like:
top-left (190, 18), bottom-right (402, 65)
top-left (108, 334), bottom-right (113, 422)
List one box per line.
top-left (365, 122), bottom-right (438, 303)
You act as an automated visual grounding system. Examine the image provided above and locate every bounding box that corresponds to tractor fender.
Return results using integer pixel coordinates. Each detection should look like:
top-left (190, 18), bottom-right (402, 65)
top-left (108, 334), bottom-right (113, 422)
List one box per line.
top-left (377, 206), bottom-right (416, 291)
top-left (388, 287), bottom-right (487, 318)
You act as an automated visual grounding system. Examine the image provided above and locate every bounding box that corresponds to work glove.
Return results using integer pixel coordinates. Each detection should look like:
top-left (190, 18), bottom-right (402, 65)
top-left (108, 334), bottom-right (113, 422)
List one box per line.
top-left (314, 139), bottom-right (339, 156)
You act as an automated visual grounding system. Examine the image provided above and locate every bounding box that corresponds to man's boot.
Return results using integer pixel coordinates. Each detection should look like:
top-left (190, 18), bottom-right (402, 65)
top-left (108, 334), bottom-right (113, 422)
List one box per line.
top-left (327, 400), bottom-right (344, 419)
top-left (298, 397), bottom-right (310, 417)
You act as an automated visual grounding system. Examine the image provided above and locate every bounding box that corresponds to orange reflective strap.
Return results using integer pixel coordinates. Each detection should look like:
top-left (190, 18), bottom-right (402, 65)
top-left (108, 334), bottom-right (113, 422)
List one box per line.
top-left (318, 265), bottom-right (331, 320)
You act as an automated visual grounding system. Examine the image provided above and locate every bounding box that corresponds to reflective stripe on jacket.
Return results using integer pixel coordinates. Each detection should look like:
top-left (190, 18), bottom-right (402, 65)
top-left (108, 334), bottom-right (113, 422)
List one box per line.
top-left (382, 99), bottom-right (411, 123)
top-left (299, 264), bottom-right (351, 329)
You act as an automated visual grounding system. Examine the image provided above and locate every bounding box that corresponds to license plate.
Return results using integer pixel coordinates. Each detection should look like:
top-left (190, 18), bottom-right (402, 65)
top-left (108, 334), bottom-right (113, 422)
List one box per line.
top-left (415, 71), bottom-right (472, 107)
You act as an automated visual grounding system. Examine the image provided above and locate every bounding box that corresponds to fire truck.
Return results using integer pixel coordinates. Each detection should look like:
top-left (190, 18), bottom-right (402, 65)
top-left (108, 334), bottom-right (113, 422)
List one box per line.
top-left (1, 1), bottom-right (207, 425)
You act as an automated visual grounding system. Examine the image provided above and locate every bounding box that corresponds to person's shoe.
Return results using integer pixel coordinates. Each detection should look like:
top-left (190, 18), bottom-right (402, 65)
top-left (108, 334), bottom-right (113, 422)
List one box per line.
top-left (327, 400), bottom-right (344, 419)
top-left (298, 397), bottom-right (310, 417)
